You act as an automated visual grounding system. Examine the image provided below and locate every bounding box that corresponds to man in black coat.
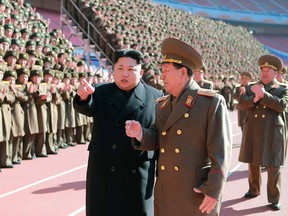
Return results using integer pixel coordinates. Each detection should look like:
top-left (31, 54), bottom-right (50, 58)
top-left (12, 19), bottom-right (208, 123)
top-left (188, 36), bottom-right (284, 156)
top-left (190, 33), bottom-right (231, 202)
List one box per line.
top-left (73, 49), bottom-right (162, 216)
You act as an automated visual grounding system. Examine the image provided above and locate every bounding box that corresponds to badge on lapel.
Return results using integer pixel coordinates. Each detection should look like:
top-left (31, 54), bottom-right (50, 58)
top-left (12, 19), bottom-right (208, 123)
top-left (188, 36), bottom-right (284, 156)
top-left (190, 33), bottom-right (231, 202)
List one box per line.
top-left (185, 95), bottom-right (193, 108)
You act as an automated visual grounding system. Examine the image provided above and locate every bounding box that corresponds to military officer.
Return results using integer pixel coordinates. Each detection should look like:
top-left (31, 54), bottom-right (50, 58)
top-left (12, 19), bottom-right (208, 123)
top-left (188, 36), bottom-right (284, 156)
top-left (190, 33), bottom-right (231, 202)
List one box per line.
top-left (8, 69), bottom-right (27, 164)
top-left (0, 69), bottom-right (16, 168)
top-left (43, 69), bottom-right (58, 154)
top-left (239, 54), bottom-right (288, 211)
top-left (31, 69), bottom-right (51, 157)
top-left (193, 64), bottom-right (214, 90)
top-left (233, 71), bottom-right (252, 131)
top-left (74, 49), bottom-right (162, 216)
top-left (276, 66), bottom-right (288, 84)
top-left (62, 72), bottom-right (77, 146)
top-left (126, 38), bottom-right (232, 216)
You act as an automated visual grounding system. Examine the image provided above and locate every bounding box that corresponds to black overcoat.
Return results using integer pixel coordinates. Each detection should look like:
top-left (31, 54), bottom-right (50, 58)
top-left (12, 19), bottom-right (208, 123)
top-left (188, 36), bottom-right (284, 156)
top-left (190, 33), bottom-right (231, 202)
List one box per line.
top-left (74, 81), bottom-right (162, 216)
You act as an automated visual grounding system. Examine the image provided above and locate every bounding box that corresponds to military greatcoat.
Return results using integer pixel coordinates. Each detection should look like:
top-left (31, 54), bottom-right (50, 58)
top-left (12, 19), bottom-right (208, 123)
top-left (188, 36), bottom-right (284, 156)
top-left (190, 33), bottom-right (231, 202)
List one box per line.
top-left (239, 80), bottom-right (288, 166)
top-left (135, 79), bottom-right (232, 216)
top-left (73, 81), bottom-right (162, 216)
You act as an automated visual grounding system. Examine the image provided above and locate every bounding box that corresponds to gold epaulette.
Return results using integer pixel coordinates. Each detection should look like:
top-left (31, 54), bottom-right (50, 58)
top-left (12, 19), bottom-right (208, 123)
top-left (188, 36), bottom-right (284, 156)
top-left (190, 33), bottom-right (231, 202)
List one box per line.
top-left (197, 88), bottom-right (217, 97)
top-left (155, 95), bottom-right (169, 103)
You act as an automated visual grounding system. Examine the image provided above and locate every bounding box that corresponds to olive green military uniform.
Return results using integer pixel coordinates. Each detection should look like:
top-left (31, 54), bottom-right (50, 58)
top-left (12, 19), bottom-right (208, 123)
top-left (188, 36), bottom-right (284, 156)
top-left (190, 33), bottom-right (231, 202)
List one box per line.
top-left (9, 70), bottom-right (28, 164)
top-left (133, 38), bottom-right (232, 216)
top-left (239, 54), bottom-right (288, 206)
top-left (0, 80), bottom-right (15, 167)
top-left (62, 73), bottom-right (76, 146)
top-left (43, 69), bottom-right (59, 154)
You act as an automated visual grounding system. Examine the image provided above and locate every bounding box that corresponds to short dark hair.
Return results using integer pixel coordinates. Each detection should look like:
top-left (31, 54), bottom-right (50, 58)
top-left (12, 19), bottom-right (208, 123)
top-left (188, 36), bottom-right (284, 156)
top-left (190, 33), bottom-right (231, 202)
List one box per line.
top-left (114, 49), bottom-right (143, 65)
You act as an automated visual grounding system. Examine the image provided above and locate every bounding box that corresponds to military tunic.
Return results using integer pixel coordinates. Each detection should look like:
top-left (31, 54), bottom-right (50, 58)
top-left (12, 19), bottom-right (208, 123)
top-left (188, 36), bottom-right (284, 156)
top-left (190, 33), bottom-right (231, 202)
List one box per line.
top-left (239, 80), bottom-right (288, 166)
top-left (135, 79), bottom-right (232, 216)
top-left (0, 85), bottom-right (15, 167)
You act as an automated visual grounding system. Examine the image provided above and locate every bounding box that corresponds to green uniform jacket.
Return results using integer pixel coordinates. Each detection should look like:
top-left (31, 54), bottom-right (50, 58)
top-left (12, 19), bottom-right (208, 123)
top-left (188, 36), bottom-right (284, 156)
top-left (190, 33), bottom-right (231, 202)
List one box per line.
top-left (11, 90), bottom-right (28, 137)
top-left (1, 89), bottom-right (15, 141)
top-left (135, 79), bottom-right (232, 216)
top-left (239, 80), bottom-right (288, 166)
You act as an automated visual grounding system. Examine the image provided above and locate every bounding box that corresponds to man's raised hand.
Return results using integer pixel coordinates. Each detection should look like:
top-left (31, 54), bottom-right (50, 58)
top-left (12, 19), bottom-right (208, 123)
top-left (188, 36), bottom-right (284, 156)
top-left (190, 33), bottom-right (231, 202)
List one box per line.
top-left (77, 79), bottom-right (95, 100)
top-left (125, 120), bottom-right (143, 141)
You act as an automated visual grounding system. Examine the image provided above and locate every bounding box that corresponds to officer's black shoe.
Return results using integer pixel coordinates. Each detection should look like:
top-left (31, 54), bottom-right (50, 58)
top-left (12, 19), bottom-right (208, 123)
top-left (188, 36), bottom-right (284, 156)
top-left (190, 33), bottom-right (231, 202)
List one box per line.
top-left (37, 154), bottom-right (48, 157)
top-left (13, 160), bottom-right (21, 164)
top-left (270, 203), bottom-right (281, 210)
top-left (3, 164), bottom-right (14, 168)
top-left (244, 192), bottom-right (258, 198)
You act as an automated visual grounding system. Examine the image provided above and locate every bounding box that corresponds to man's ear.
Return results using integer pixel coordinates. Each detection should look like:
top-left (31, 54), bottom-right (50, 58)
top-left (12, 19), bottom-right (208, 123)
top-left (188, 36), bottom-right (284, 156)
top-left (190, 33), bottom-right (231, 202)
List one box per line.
top-left (140, 68), bottom-right (144, 77)
top-left (181, 67), bottom-right (188, 77)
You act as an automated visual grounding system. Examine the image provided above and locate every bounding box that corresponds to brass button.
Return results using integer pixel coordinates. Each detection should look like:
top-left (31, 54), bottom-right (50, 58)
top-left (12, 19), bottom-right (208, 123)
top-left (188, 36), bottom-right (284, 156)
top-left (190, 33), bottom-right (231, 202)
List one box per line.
top-left (262, 115), bottom-right (265, 118)
top-left (112, 144), bottom-right (117, 149)
top-left (174, 166), bottom-right (179, 171)
top-left (177, 130), bottom-right (182, 135)
top-left (160, 165), bottom-right (165, 170)
top-left (175, 148), bottom-right (180, 154)
top-left (162, 131), bottom-right (167, 136)
top-left (184, 113), bottom-right (189, 118)
top-left (110, 166), bottom-right (116, 172)
top-left (160, 148), bottom-right (165, 153)
top-left (254, 114), bottom-right (258, 118)
top-left (263, 106), bottom-right (266, 109)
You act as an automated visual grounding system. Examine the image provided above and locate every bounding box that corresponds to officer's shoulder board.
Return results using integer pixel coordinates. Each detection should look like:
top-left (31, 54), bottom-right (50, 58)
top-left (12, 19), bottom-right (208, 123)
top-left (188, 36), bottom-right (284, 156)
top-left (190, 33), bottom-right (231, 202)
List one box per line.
top-left (248, 81), bottom-right (258, 86)
top-left (197, 88), bottom-right (216, 97)
top-left (155, 95), bottom-right (169, 103)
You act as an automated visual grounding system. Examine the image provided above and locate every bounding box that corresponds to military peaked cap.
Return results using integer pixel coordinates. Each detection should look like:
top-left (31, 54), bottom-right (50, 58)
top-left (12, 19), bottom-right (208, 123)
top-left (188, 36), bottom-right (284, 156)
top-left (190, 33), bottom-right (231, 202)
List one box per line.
top-left (258, 54), bottom-right (283, 72)
top-left (240, 72), bottom-right (252, 80)
top-left (17, 67), bottom-right (30, 76)
top-left (161, 38), bottom-right (203, 70)
top-left (4, 69), bottom-right (17, 79)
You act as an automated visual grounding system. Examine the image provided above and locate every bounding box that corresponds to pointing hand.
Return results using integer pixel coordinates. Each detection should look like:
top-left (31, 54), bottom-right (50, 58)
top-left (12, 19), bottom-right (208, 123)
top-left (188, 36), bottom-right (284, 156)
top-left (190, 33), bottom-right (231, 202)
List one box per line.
top-left (125, 120), bottom-right (143, 141)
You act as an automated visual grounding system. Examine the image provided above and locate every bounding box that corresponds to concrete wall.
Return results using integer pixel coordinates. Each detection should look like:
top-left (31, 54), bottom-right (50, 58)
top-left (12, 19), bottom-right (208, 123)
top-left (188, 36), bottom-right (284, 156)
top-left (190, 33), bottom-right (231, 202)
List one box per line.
top-left (27, 0), bottom-right (61, 12)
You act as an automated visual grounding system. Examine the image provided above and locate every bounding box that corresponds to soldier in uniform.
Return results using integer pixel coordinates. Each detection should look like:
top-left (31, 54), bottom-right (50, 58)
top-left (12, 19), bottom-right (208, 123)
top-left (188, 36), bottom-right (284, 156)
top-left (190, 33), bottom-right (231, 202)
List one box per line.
top-left (0, 65), bottom-right (4, 171)
top-left (220, 77), bottom-right (234, 111)
top-left (0, 69), bottom-right (16, 168)
top-left (193, 64), bottom-right (214, 90)
top-left (238, 54), bottom-right (288, 211)
top-left (43, 68), bottom-right (58, 154)
top-left (32, 69), bottom-right (51, 157)
top-left (74, 49), bottom-right (162, 216)
top-left (53, 71), bottom-right (67, 149)
top-left (4, 50), bottom-right (19, 70)
top-left (62, 72), bottom-right (77, 146)
top-left (126, 38), bottom-right (232, 216)
top-left (276, 66), bottom-right (288, 84)
top-left (233, 72), bottom-right (252, 131)
top-left (8, 69), bottom-right (27, 164)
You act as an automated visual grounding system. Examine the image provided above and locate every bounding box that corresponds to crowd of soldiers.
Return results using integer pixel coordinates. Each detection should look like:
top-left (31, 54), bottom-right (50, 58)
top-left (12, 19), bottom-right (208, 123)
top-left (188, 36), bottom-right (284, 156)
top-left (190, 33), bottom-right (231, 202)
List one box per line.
top-left (190, 64), bottom-right (287, 112)
top-left (0, 0), bottom-right (109, 170)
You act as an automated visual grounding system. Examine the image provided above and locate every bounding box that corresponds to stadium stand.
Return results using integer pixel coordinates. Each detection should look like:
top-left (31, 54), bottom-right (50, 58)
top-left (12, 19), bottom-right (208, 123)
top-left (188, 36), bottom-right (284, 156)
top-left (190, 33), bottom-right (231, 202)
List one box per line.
top-left (153, 0), bottom-right (288, 65)
top-left (58, 0), bottom-right (273, 82)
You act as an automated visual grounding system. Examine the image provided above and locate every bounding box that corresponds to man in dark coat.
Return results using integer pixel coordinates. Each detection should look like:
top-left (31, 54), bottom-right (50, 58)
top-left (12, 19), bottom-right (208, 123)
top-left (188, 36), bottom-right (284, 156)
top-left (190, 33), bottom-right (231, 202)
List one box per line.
top-left (73, 49), bottom-right (162, 216)
top-left (126, 38), bottom-right (232, 216)
top-left (239, 54), bottom-right (288, 211)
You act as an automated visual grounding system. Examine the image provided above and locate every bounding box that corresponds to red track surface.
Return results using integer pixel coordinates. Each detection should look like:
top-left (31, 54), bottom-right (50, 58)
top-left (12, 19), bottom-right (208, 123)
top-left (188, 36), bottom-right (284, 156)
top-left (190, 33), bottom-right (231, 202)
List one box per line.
top-left (0, 110), bottom-right (287, 216)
